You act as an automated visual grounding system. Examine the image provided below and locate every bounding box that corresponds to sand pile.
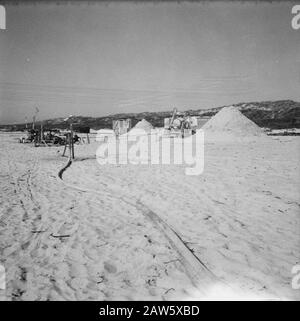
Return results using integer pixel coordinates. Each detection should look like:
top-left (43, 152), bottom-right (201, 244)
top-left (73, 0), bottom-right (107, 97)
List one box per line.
top-left (133, 119), bottom-right (153, 132)
top-left (126, 119), bottom-right (154, 137)
top-left (201, 106), bottom-right (264, 141)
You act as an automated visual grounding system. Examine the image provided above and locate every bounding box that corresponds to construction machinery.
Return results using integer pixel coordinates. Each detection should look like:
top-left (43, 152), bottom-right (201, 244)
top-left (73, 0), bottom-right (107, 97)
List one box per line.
top-left (19, 129), bottom-right (38, 143)
top-left (164, 108), bottom-right (197, 137)
top-left (19, 128), bottom-right (67, 146)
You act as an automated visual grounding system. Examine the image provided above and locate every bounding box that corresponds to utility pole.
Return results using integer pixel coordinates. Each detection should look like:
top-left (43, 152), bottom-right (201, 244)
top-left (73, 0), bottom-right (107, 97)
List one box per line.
top-left (33, 106), bottom-right (39, 130)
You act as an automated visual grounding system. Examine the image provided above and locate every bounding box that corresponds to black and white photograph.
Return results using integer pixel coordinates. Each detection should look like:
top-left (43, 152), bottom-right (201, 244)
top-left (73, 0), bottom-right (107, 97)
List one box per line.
top-left (0, 0), bottom-right (299, 303)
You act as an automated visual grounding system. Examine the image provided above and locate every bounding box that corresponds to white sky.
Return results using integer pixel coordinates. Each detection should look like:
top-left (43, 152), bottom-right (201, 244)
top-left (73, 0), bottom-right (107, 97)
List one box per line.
top-left (0, 1), bottom-right (299, 123)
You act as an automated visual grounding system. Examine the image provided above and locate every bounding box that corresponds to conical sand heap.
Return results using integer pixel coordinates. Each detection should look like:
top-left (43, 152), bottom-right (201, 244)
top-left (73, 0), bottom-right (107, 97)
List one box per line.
top-left (133, 119), bottom-right (153, 132)
top-left (126, 119), bottom-right (154, 136)
top-left (201, 106), bottom-right (264, 141)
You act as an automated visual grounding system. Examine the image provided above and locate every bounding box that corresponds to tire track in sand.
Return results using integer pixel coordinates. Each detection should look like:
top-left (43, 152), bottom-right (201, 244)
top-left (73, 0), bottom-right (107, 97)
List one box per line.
top-left (58, 159), bottom-right (230, 296)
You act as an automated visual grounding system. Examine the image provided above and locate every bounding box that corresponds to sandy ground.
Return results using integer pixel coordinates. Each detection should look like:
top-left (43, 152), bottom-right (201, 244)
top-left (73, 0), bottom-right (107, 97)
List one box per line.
top-left (0, 132), bottom-right (299, 300)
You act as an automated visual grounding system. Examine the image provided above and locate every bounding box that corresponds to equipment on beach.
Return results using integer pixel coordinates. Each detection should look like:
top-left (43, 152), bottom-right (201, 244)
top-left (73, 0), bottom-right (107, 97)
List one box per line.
top-left (164, 108), bottom-right (196, 137)
top-left (19, 129), bottom-right (38, 143)
top-left (73, 126), bottom-right (90, 144)
top-left (62, 116), bottom-right (75, 159)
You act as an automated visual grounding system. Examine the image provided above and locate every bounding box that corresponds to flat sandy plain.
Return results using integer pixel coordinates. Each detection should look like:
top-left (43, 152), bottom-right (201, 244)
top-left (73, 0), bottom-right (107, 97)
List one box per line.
top-left (0, 132), bottom-right (299, 300)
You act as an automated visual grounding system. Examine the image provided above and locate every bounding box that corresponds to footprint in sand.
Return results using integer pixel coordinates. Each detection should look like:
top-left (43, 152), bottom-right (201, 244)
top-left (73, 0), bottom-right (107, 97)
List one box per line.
top-left (104, 261), bottom-right (117, 274)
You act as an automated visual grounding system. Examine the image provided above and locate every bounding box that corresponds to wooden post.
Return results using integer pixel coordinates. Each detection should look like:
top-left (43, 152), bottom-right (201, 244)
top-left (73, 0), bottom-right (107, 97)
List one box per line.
top-left (68, 133), bottom-right (72, 159)
top-left (70, 123), bottom-right (74, 159)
